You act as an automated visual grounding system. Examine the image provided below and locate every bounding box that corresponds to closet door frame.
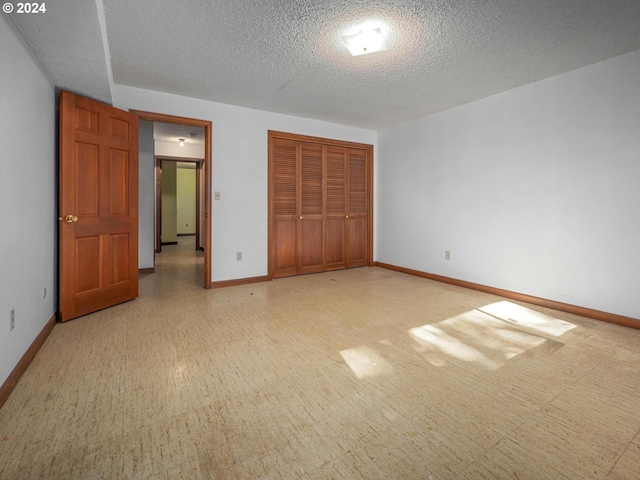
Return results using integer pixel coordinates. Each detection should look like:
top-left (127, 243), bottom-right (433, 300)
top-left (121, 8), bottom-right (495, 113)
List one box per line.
top-left (268, 130), bottom-right (373, 280)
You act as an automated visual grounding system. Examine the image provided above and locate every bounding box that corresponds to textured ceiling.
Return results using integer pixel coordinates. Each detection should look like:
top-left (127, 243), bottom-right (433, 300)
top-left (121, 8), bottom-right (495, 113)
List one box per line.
top-left (153, 122), bottom-right (205, 146)
top-left (10, 0), bottom-right (640, 130)
top-left (9, 0), bottom-right (113, 104)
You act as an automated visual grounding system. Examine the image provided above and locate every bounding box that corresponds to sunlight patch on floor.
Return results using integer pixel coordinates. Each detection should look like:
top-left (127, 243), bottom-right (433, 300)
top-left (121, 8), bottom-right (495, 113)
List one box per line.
top-left (340, 345), bottom-right (395, 379)
top-left (410, 324), bottom-right (503, 369)
top-left (478, 301), bottom-right (576, 337)
top-left (407, 301), bottom-right (575, 370)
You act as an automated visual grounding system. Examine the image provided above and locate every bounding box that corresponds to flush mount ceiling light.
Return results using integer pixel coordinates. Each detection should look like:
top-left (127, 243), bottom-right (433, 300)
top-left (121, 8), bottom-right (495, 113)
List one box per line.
top-left (341, 28), bottom-right (387, 56)
top-left (178, 138), bottom-right (185, 147)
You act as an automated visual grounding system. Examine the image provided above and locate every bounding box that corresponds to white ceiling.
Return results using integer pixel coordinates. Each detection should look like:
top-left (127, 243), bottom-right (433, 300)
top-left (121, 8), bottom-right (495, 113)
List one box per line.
top-left (10, 0), bottom-right (640, 130)
top-left (153, 122), bottom-right (205, 146)
top-left (9, 0), bottom-right (113, 104)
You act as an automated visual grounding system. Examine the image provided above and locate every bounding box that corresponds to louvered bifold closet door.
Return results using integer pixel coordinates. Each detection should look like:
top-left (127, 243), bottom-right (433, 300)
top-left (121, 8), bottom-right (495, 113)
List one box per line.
top-left (272, 138), bottom-right (298, 278)
top-left (346, 148), bottom-right (369, 267)
top-left (298, 142), bottom-right (324, 274)
top-left (325, 145), bottom-right (347, 270)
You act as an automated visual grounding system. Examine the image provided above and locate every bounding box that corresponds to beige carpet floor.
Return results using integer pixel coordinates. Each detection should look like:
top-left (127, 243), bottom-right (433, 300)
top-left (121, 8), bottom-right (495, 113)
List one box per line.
top-left (1, 236), bottom-right (639, 479)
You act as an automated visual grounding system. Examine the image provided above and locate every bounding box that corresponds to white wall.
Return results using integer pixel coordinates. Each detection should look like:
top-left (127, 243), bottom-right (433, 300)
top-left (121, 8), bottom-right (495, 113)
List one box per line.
top-left (0, 16), bottom-right (57, 386)
top-left (113, 85), bottom-right (377, 282)
top-left (376, 50), bottom-right (640, 320)
top-left (138, 120), bottom-right (155, 269)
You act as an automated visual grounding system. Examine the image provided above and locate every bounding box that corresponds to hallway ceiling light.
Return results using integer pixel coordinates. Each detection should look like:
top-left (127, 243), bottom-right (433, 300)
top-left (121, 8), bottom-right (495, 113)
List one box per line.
top-left (341, 28), bottom-right (387, 56)
top-left (178, 138), bottom-right (185, 147)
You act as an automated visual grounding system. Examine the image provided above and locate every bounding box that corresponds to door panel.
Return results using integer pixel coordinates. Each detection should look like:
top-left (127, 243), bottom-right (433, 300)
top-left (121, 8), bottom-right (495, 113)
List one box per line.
top-left (60, 91), bottom-right (138, 321)
top-left (110, 233), bottom-right (130, 284)
top-left (299, 219), bottom-right (323, 273)
top-left (348, 149), bottom-right (368, 216)
top-left (271, 138), bottom-right (298, 278)
top-left (109, 150), bottom-right (130, 215)
top-left (325, 145), bottom-right (347, 270)
top-left (347, 217), bottom-right (368, 267)
top-left (326, 219), bottom-right (345, 269)
top-left (75, 237), bottom-right (100, 292)
top-left (299, 142), bottom-right (324, 273)
top-left (274, 219), bottom-right (297, 276)
top-left (76, 143), bottom-right (100, 216)
top-left (346, 148), bottom-right (368, 267)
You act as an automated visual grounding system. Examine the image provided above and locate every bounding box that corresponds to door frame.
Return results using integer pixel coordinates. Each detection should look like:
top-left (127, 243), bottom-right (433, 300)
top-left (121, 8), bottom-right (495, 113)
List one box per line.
top-left (155, 156), bottom-right (203, 252)
top-left (132, 110), bottom-right (212, 289)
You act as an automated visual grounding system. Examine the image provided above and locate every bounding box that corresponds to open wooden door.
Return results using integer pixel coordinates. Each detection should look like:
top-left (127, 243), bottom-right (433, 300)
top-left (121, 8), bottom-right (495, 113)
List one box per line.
top-left (59, 91), bottom-right (139, 322)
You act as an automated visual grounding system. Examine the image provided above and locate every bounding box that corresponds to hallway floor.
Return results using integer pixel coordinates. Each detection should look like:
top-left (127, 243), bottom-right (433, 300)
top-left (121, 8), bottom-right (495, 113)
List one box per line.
top-left (1, 238), bottom-right (639, 479)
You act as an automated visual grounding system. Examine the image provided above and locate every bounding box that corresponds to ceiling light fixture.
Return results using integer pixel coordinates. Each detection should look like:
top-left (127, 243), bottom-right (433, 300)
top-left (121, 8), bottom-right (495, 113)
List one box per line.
top-left (178, 138), bottom-right (185, 147)
top-left (341, 28), bottom-right (387, 56)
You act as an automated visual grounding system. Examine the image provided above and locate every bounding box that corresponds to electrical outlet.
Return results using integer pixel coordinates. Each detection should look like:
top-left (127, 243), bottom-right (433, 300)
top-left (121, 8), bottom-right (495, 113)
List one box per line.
top-left (10, 309), bottom-right (15, 332)
top-left (237, 251), bottom-right (242, 261)
top-left (445, 250), bottom-right (451, 260)
top-left (215, 191), bottom-right (221, 201)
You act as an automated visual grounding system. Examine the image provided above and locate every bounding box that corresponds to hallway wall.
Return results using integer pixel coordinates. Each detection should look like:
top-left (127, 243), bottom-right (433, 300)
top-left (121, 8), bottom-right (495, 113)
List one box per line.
top-left (0, 16), bottom-right (57, 387)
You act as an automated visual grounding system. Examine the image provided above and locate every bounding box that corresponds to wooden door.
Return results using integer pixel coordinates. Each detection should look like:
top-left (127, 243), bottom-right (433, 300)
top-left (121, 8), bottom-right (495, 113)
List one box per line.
top-left (269, 131), bottom-right (372, 279)
top-left (325, 145), bottom-right (347, 270)
top-left (346, 148), bottom-right (368, 267)
top-left (59, 91), bottom-right (139, 321)
top-left (298, 142), bottom-right (324, 274)
top-left (271, 138), bottom-right (298, 278)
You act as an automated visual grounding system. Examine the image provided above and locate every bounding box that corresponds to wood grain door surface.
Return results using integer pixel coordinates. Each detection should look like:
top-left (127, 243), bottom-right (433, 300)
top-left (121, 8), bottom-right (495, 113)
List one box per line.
top-left (346, 148), bottom-right (369, 268)
top-left (272, 137), bottom-right (298, 278)
top-left (298, 142), bottom-right (324, 274)
top-left (59, 91), bottom-right (139, 321)
top-left (325, 145), bottom-right (347, 270)
top-left (270, 132), bottom-right (372, 279)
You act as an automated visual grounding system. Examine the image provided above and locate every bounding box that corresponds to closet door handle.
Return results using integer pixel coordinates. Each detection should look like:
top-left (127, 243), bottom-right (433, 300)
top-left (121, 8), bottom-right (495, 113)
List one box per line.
top-left (345, 215), bottom-right (349, 218)
top-left (299, 216), bottom-right (303, 219)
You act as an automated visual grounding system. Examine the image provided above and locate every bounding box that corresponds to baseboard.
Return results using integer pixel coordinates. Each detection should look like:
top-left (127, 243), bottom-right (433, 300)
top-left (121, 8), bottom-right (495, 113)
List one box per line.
top-left (374, 262), bottom-right (640, 330)
top-left (139, 268), bottom-right (155, 274)
top-left (161, 241), bottom-right (178, 246)
top-left (0, 314), bottom-right (56, 409)
top-left (211, 275), bottom-right (269, 288)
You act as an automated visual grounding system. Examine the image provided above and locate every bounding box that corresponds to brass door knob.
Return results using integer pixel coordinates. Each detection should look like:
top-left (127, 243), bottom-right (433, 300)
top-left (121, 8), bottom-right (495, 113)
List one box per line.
top-left (346, 215), bottom-right (349, 218)
top-left (65, 215), bottom-right (78, 223)
top-left (299, 216), bottom-right (302, 219)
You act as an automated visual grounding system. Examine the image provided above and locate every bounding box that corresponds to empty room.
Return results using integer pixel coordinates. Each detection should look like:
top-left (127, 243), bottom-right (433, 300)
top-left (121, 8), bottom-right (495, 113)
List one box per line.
top-left (1, 1), bottom-right (639, 479)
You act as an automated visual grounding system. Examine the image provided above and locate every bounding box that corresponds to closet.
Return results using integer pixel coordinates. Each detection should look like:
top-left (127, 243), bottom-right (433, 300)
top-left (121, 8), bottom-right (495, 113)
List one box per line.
top-left (268, 131), bottom-right (373, 279)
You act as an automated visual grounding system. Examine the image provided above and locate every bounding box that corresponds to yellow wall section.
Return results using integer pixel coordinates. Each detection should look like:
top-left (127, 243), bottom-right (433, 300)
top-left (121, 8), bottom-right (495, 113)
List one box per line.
top-left (161, 161), bottom-right (177, 243)
top-left (177, 166), bottom-right (196, 235)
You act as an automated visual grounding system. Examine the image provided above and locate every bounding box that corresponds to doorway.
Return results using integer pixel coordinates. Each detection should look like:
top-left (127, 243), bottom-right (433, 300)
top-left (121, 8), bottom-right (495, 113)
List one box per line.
top-left (155, 157), bottom-right (204, 253)
top-left (132, 110), bottom-right (212, 289)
